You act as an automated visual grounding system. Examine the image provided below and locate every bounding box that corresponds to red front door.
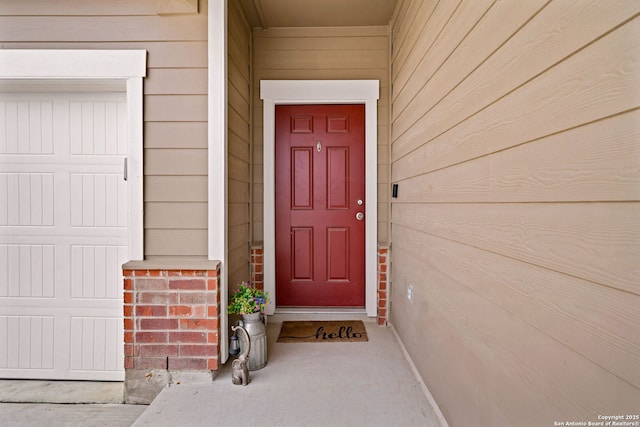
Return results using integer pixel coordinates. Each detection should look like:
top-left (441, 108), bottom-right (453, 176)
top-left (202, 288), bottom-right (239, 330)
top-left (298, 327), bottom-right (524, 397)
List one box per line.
top-left (275, 104), bottom-right (365, 307)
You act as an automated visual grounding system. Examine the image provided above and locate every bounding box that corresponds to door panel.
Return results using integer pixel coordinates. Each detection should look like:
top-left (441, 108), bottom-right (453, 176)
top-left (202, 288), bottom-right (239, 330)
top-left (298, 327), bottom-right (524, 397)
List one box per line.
top-left (276, 104), bottom-right (365, 307)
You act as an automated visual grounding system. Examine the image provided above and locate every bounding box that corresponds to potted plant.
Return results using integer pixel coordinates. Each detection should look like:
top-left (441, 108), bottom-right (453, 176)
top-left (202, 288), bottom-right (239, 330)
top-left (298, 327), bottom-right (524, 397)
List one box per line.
top-left (227, 282), bottom-right (269, 316)
top-left (227, 282), bottom-right (269, 370)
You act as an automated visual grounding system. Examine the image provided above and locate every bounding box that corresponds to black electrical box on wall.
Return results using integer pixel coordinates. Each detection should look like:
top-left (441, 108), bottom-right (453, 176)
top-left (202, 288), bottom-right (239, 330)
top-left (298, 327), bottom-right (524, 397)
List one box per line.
top-left (392, 183), bottom-right (398, 198)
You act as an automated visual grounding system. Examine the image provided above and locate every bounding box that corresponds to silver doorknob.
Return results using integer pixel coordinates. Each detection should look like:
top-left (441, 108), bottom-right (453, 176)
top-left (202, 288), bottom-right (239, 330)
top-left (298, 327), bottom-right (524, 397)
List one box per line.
top-left (356, 212), bottom-right (364, 221)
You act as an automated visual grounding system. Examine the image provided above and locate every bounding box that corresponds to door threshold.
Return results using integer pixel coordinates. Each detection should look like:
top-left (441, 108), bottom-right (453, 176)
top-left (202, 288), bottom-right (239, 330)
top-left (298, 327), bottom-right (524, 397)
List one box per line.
top-left (269, 308), bottom-right (372, 323)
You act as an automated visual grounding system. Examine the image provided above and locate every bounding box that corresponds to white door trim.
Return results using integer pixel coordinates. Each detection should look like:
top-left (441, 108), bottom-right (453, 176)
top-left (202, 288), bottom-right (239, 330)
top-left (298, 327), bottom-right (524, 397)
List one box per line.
top-left (0, 49), bottom-right (146, 260)
top-left (260, 80), bottom-right (379, 317)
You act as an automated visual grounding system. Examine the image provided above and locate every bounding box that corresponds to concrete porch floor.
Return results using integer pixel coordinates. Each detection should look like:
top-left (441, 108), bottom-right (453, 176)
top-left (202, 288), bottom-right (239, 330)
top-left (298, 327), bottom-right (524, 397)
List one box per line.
top-left (0, 314), bottom-right (445, 427)
top-left (134, 314), bottom-right (445, 427)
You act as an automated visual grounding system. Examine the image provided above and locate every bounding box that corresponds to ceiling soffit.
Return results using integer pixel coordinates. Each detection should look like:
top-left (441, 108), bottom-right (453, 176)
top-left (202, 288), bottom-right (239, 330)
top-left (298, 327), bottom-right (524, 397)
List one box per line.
top-left (237, 0), bottom-right (397, 29)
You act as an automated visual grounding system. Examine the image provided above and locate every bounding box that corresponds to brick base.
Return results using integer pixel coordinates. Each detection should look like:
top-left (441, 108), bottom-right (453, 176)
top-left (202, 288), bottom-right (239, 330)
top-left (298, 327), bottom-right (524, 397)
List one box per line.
top-left (251, 245), bottom-right (264, 291)
top-left (122, 260), bottom-right (220, 403)
top-left (249, 244), bottom-right (390, 325)
top-left (377, 246), bottom-right (390, 326)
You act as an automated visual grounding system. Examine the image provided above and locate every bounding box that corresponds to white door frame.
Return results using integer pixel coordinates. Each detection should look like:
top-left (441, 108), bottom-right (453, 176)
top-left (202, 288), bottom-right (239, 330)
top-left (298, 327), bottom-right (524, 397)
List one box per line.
top-left (260, 80), bottom-right (379, 317)
top-left (0, 49), bottom-right (146, 259)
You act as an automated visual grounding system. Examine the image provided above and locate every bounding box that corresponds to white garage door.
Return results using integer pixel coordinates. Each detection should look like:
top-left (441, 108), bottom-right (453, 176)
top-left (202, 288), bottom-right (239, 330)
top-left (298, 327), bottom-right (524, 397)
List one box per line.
top-left (0, 91), bottom-right (128, 380)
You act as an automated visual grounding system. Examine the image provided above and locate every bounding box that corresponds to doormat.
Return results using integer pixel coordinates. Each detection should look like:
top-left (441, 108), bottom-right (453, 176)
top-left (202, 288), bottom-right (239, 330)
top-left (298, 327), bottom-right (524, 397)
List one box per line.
top-left (277, 320), bottom-right (368, 343)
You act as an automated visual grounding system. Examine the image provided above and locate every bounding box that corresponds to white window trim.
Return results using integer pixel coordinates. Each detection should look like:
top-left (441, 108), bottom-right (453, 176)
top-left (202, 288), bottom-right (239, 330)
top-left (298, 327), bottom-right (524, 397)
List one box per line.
top-left (0, 49), bottom-right (146, 260)
top-left (260, 80), bottom-right (379, 317)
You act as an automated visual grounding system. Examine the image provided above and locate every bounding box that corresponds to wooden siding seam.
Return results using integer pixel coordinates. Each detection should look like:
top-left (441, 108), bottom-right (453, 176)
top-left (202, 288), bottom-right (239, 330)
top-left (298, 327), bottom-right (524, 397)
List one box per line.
top-left (391, 7), bottom-right (640, 161)
top-left (391, 0), bottom-right (548, 119)
top-left (392, 221), bottom-right (637, 297)
top-left (392, 0), bottom-right (461, 90)
top-left (391, 22), bottom-right (640, 167)
top-left (393, 105), bottom-right (640, 183)
top-left (392, 239), bottom-right (640, 393)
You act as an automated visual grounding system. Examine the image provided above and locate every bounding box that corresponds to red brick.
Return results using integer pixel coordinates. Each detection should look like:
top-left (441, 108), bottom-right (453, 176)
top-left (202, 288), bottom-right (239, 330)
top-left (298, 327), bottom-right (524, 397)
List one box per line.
top-left (192, 305), bottom-right (206, 317)
top-left (123, 305), bottom-right (133, 317)
top-left (377, 318), bottom-right (386, 326)
top-left (124, 331), bottom-right (134, 343)
top-left (135, 278), bottom-right (168, 291)
top-left (123, 270), bottom-right (134, 278)
top-left (378, 290), bottom-right (386, 299)
top-left (140, 344), bottom-right (178, 357)
top-left (378, 248), bottom-right (388, 255)
top-left (207, 305), bottom-right (218, 317)
top-left (379, 273), bottom-right (386, 282)
top-left (139, 291), bottom-right (178, 305)
top-left (378, 282), bottom-right (386, 291)
top-left (140, 318), bottom-right (178, 330)
top-left (135, 357), bottom-right (167, 369)
top-left (124, 318), bottom-right (134, 331)
top-left (207, 279), bottom-right (217, 291)
top-left (168, 357), bottom-right (206, 370)
top-left (179, 344), bottom-right (217, 357)
top-left (123, 291), bottom-right (133, 304)
top-left (136, 332), bottom-right (167, 343)
top-left (168, 305), bottom-right (191, 316)
top-left (207, 358), bottom-right (218, 370)
top-left (125, 357), bottom-right (134, 369)
top-left (169, 331), bottom-right (207, 343)
top-left (124, 344), bottom-right (139, 357)
top-left (207, 332), bottom-right (218, 344)
top-left (254, 274), bottom-right (263, 282)
top-left (180, 318), bottom-right (217, 330)
top-left (378, 308), bottom-right (387, 317)
top-left (379, 264), bottom-right (387, 273)
top-left (206, 269), bottom-right (219, 277)
top-left (208, 293), bottom-right (218, 305)
top-left (169, 279), bottom-right (206, 290)
top-left (179, 292), bottom-right (207, 305)
top-left (171, 270), bottom-right (206, 277)
top-left (146, 270), bottom-right (165, 277)
top-left (124, 278), bottom-right (133, 290)
top-left (136, 305), bottom-right (167, 317)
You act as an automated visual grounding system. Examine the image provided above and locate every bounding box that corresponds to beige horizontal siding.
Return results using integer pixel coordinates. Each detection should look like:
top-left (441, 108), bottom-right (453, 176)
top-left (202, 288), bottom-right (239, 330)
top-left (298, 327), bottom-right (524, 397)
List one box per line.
top-left (0, 1), bottom-right (209, 258)
top-left (228, 0), bottom-right (252, 285)
top-left (252, 25), bottom-right (391, 243)
top-left (0, 0), bottom-right (160, 16)
top-left (390, 0), bottom-right (640, 425)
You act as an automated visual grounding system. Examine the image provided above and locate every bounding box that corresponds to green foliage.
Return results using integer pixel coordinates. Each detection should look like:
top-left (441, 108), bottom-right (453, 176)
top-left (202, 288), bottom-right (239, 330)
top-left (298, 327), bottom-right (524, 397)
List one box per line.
top-left (227, 282), bottom-right (269, 315)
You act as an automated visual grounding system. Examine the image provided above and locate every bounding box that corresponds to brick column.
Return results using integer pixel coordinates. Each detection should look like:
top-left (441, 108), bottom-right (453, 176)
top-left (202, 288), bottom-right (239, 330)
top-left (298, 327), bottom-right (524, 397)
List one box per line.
top-left (377, 246), bottom-right (390, 326)
top-left (251, 245), bottom-right (264, 290)
top-left (122, 260), bottom-right (220, 404)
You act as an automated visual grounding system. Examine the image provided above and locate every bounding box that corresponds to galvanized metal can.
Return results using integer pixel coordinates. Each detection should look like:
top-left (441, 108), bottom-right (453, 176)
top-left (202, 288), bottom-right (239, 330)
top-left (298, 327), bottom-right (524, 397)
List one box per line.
top-left (239, 312), bottom-right (267, 370)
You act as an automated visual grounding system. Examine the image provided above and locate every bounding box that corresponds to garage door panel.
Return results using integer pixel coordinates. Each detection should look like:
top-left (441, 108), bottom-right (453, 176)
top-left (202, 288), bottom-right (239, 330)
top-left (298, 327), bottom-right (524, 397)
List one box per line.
top-left (71, 245), bottom-right (126, 299)
top-left (70, 173), bottom-right (127, 228)
top-left (70, 316), bottom-right (123, 374)
top-left (0, 244), bottom-right (56, 298)
top-left (0, 91), bottom-right (128, 380)
top-left (0, 100), bottom-right (54, 155)
top-left (70, 99), bottom-right (127, 156)
top-left (0, 315), bottom-right (55, 370)
top-left (0, 173), bottom-right (55, 226)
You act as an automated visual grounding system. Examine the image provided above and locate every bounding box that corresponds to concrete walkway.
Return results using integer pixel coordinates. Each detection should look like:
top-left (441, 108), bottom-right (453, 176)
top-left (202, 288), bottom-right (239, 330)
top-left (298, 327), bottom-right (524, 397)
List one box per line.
top-left (0, 380), bottom-right (146, 426)
top-left (135, 316), bottom-right (444, 427)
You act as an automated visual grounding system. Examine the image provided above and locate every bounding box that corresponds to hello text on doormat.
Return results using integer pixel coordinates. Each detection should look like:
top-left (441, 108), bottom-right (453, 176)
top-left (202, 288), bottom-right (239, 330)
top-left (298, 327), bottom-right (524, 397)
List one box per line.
top-left (276, 320), bottom-right (368, 343)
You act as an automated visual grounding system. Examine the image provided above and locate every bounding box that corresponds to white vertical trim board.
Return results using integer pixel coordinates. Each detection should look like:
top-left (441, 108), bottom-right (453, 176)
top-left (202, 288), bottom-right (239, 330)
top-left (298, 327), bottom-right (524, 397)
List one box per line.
top-left (260, 80), bottom-right (380, 317)
top-left (209, 0), bottom-right (229, 363)
top-left (0, 49), bottom-right (146, 259)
